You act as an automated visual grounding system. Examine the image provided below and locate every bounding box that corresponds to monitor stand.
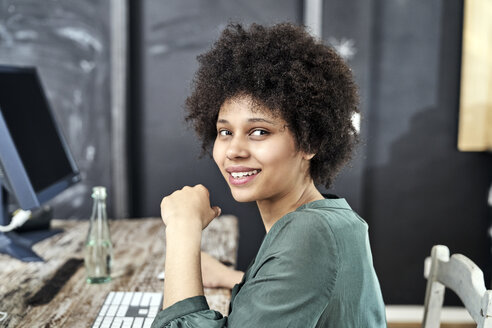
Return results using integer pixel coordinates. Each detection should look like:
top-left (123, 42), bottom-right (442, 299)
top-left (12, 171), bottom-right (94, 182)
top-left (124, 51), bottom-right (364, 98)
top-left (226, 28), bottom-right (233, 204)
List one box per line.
top-left (0, 186), bottom-right (61, 262)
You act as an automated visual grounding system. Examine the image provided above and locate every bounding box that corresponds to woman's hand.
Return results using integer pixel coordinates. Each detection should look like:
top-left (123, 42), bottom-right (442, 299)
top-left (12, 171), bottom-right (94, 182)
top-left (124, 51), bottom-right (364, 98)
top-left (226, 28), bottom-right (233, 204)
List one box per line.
top-left (161, 185), bottom-right (220, 308)
top-left (160, 184), bottom-right (221, 231)
top-left (201, 252), bottom-right (244, 289)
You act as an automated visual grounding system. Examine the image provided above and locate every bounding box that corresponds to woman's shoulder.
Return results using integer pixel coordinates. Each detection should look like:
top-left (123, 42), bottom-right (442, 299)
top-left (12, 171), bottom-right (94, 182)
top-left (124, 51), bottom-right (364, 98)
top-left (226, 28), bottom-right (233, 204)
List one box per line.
top-left (261, 198), bottom-right (370, 264)
top-left (265, 199), bottom-right (351, 251)
top-left (252, 204), bottom-right (341, 281)
top-left (256, 198), bottom-right (369, 268)
top-left (282, 198), bottom-right (368, 234)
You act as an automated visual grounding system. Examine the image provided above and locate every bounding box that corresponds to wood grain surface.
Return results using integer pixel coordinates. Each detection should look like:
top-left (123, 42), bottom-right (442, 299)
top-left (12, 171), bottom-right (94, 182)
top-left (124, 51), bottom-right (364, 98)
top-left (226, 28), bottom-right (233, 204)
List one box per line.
top-left (0, 216), bottom-right (238, 327)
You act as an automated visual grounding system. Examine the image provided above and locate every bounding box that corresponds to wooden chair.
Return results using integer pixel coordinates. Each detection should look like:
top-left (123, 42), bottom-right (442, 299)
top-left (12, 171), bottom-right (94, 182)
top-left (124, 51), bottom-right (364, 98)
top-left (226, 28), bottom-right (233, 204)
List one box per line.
top-left (422, 245), bottom-right (492, 328)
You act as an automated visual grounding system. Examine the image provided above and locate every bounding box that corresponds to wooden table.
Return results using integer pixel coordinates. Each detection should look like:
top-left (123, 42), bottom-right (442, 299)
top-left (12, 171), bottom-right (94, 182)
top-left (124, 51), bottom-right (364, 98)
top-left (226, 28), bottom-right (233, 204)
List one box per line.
top-left (0, 216), bottom-right (238, 327)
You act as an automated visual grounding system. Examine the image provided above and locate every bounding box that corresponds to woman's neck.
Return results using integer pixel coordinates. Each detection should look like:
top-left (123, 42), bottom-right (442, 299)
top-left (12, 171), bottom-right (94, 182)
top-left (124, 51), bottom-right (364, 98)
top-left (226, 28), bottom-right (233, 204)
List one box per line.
top-left (257, 181), bottom-right (324, 233)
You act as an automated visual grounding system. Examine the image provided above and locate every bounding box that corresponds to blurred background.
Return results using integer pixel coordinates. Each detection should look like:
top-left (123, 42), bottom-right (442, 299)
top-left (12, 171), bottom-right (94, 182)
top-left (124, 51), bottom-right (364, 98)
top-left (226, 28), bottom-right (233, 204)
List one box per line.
top-left (0, 0), bottom-right (491, 307)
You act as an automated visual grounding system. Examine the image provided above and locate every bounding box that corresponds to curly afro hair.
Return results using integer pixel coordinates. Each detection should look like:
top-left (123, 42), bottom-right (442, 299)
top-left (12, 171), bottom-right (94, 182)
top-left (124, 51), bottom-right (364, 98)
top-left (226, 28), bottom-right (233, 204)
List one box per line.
top-left (185, 22), bottom-right (359, 188)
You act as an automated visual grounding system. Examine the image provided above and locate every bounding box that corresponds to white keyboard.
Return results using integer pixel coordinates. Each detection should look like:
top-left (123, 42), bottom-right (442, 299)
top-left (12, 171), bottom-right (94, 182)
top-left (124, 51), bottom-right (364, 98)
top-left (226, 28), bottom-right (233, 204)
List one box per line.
top-left (92, 291), bottom-right (163, 328)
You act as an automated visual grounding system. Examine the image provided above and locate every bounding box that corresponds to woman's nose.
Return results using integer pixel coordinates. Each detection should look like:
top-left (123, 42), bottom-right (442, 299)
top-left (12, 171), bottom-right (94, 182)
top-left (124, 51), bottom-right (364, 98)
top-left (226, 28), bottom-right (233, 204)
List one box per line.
top-left (226, 136), bottom-right (249, 159)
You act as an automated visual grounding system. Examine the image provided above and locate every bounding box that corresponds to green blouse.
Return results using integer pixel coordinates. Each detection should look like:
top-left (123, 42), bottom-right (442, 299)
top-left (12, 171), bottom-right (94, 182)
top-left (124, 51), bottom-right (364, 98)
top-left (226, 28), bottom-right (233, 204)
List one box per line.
top-left (151, 198), bottom-right (386, 327)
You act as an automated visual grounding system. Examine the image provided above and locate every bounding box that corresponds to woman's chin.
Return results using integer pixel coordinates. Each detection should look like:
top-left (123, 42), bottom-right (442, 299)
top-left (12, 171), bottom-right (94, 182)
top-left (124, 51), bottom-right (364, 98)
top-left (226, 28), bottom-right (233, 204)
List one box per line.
top-left (230, 189), bottom-right (257, 203)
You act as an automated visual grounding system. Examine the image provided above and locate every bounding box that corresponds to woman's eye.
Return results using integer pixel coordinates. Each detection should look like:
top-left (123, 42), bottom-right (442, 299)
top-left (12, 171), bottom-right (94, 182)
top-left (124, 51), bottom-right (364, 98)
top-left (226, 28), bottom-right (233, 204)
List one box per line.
top-left (250, 129), bottom-right (269, 137)
top-left (218, 130), bottom-right (231, 136)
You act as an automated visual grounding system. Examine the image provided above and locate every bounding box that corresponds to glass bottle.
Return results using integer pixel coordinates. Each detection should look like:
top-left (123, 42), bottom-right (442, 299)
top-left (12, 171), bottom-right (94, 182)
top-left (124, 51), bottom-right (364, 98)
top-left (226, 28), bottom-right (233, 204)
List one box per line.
top-left (84, 186), bottom-right (113, 283)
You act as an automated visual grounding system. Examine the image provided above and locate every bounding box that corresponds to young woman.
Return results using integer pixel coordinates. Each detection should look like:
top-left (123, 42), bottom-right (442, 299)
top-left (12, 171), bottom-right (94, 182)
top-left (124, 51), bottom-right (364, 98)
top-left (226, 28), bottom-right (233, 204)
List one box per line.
top-left (151, 23), bottom-right (386, 328)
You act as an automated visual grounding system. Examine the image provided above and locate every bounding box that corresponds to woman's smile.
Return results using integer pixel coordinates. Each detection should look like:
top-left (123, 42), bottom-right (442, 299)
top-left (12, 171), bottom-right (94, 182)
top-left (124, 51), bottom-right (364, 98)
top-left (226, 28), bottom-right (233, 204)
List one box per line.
top-left (226, 166), bottom-right (262, 186)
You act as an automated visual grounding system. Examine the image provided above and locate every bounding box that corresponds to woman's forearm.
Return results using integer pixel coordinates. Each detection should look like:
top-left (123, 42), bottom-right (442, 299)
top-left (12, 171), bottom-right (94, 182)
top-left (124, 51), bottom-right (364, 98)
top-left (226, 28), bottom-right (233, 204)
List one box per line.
top-left (163, 223), bottom-right (203, 309)
top-left (224, 269), bottom-right (244, 289)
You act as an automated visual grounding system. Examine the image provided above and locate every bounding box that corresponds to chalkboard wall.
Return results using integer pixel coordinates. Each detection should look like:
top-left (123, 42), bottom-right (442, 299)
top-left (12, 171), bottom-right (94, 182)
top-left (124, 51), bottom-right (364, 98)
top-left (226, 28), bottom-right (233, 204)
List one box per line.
top-left (0, 0), bottom-right (113, 219)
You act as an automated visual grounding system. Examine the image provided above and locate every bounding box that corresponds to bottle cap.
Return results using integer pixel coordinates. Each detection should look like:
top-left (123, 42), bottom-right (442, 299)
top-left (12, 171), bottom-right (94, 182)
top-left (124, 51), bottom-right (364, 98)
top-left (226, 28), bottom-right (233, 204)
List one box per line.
top-left (92, 186), bottom-right (107, 199)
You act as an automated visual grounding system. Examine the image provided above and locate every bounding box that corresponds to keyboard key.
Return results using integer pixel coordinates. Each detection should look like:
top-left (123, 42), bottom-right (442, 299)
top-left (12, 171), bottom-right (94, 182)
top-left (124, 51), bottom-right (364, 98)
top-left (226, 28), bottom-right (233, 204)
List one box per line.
top-left (140, 293), bottom-right (151, 307)
top-left (122, 292), bottom-right (133, 305)
top-left (101, 317), bottom-right (113, 328)
top-left (111, 317), bottom-right (123, 328)
top-left (148, 306), bottom-right (158, 317)
top-left (150, 293), bottom-right (162, 306)
top-left (97, 305), bottom-right (108, 317)
top-left (117, 304), bottom-right (129, 317)
top-left (122, 317), bottom-right (134, 328)
top-left (92, 316), bottom-right (103, 328)
top-left (131, 317), bottom-right (144, 328)
top-left (143, 318), bottom-right (154, 328)
top-left (106, 304), bottom-right (119, 317)
top-left (131, 292), bottom-right (143, 306)
top-left (112, 292), bottom-right (125, 305)
top-left (105, 292), bottom-right (115, 305)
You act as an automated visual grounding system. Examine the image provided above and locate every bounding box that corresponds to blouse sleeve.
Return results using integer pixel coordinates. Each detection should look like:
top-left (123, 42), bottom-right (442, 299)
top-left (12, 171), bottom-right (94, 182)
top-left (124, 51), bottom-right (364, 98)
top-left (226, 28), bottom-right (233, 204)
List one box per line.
top-left (150, 295), bottom-right (227, 328)
top-left (151, 211), bottom-right (338, 328)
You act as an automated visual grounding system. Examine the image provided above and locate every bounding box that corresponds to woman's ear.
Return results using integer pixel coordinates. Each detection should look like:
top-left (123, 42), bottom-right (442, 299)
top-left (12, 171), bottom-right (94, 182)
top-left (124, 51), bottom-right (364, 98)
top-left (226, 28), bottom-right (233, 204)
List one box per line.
top-left (303, 153), bottom-right (315, 160)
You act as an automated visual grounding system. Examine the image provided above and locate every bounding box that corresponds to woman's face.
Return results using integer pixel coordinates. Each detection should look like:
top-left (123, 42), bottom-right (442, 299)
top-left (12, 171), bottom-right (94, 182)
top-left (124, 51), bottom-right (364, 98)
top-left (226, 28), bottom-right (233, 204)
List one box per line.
top-left (213, 96), bottom-right (311, 203)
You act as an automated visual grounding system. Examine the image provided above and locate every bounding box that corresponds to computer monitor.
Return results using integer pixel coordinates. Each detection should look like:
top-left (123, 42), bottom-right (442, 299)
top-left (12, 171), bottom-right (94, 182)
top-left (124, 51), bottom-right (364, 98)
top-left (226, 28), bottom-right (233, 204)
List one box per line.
top-left (0, 65), bottom-right (81, 261)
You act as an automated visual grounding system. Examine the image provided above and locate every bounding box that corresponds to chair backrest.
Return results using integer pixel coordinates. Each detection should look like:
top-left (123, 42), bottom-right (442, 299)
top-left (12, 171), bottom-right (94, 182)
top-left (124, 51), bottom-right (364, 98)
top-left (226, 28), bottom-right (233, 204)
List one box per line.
top-left (422, 245), bottom-right (492, 328)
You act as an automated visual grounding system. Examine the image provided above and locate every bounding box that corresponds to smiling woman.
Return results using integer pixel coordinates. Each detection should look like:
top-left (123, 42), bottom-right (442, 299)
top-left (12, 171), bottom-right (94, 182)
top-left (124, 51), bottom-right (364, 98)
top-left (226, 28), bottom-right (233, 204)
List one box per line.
top-left (152, 23), bottom-right (386, 328)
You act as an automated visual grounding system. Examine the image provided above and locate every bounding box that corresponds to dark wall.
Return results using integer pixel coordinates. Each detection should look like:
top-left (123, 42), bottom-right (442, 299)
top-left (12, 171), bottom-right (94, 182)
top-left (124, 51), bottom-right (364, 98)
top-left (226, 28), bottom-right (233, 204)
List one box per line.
top-left (131, 0), bottom-right (492, 305)
top-left (0, 0), bottom-right (113, 219)
top-left (319, 0), bottom-right (374, 212)
top-left (365, 0), bottom-right (492, 304)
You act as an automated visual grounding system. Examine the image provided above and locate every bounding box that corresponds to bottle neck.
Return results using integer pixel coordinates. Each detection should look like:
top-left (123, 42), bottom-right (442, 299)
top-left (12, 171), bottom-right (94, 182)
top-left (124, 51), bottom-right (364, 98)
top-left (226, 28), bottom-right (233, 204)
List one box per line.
top-left (90, 197), bottom-right (107, 222)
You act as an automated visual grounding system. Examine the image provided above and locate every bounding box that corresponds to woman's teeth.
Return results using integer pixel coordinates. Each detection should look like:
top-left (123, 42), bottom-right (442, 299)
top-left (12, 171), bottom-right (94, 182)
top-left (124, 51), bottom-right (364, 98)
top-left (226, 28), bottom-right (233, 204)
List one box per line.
top-left (231, 170), bottom-right (258, 179)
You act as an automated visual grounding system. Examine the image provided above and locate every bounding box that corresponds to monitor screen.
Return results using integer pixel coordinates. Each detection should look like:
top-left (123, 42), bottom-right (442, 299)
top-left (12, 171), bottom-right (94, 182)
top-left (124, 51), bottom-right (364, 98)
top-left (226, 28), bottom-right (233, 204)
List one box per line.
top-left (0, 66), bottom-right (80, 208)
